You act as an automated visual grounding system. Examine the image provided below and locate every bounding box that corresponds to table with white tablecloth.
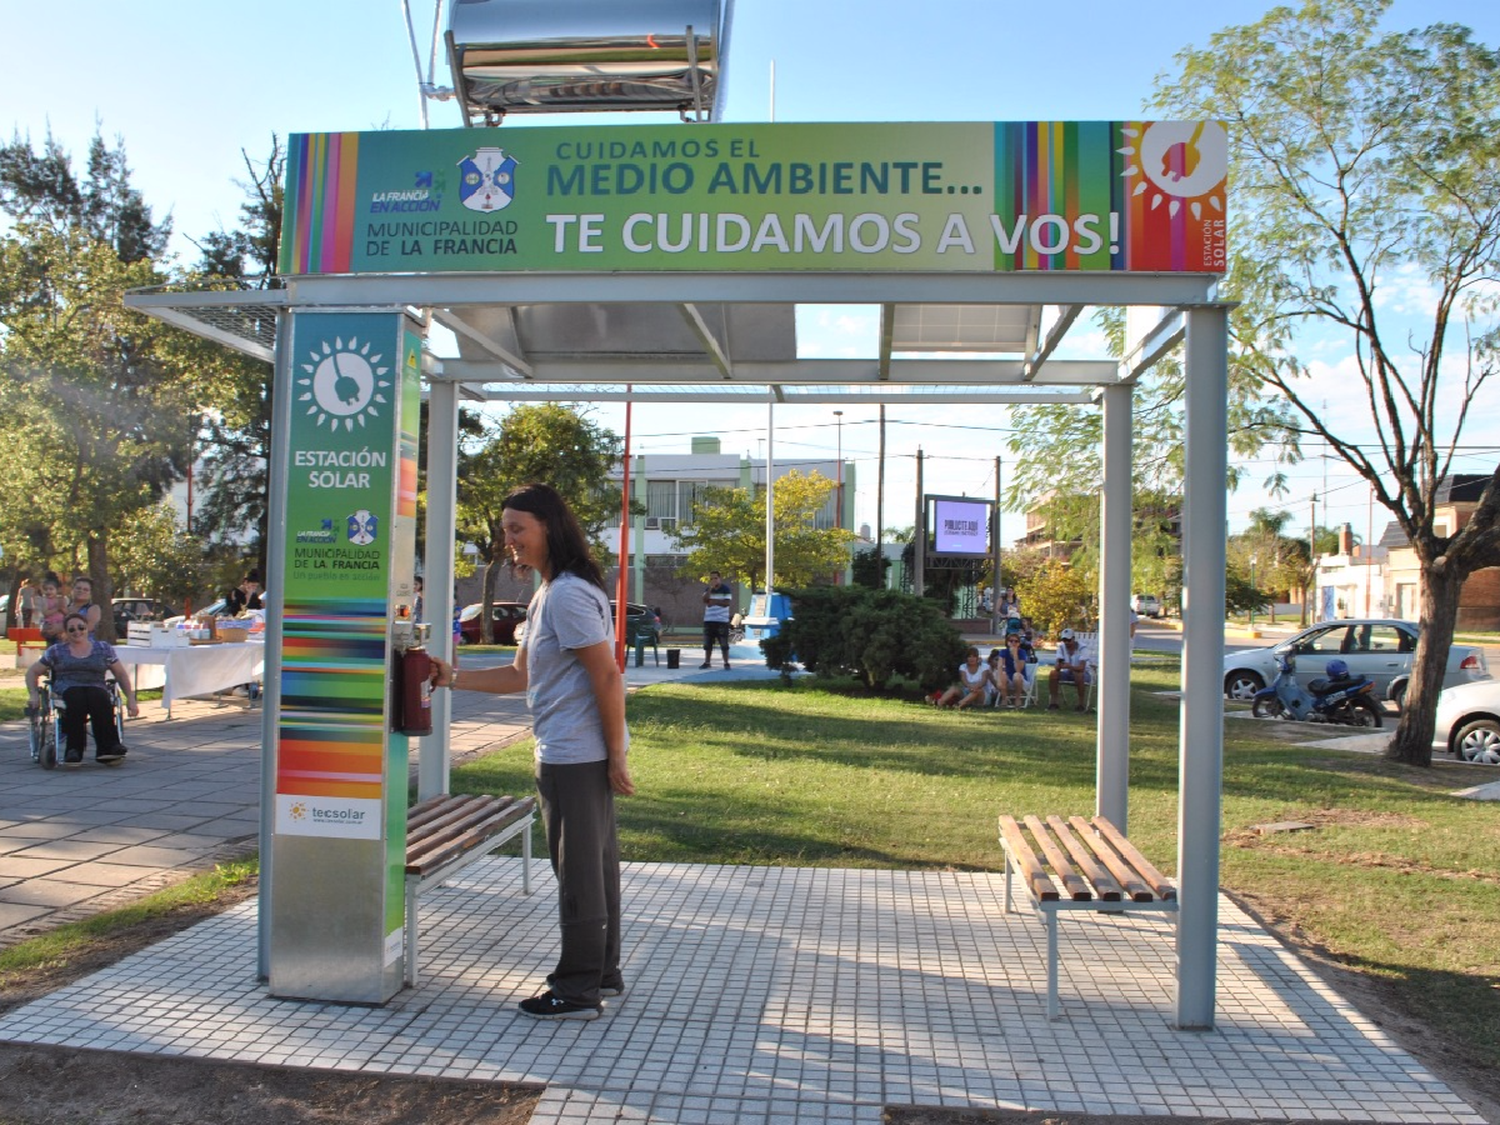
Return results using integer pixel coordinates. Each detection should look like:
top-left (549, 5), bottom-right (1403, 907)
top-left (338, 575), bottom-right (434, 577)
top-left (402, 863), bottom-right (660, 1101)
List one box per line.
top-left (118, 641), bottom-right (265, 715)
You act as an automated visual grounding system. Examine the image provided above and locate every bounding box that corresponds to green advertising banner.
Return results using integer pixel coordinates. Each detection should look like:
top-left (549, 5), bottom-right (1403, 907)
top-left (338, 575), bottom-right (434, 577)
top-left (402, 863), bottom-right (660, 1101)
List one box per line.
top-left (276, 312), bottom-right (403, 841)
top-left (281, 121), bottom-right (1227, 277)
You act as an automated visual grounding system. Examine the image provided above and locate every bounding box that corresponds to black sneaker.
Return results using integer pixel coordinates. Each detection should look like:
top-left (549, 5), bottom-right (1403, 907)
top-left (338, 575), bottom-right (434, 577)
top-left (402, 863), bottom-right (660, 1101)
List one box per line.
top-left (1047, 702), bottom-right (1060, 711)
top-left (698, 662), bottom-right (712, 669)
top-left (64, 749), bottom-right (84, 767)
top-left (97, 746), bottom-right (127, 764)
top-left (600, 980), bottom-right (626, 998)
top-left (518, 990), bottom-right (601, 1021)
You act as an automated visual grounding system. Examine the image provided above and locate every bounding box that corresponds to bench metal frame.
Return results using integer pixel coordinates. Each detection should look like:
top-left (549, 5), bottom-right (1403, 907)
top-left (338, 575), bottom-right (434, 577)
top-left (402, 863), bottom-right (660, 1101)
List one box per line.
top-left (999, 813), bottom-right (1177, 1019)
top-left (404, 793), bottom-right (537, 987)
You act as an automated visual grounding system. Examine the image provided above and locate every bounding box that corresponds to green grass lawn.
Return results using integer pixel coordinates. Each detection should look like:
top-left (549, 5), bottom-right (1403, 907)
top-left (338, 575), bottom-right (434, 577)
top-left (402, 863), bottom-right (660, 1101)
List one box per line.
top-left (452, 660), bottom-right (1500, 1070)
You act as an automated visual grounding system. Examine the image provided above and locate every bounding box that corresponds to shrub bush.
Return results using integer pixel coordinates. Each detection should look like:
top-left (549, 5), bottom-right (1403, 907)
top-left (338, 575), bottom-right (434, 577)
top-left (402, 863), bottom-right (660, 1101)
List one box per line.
top-left (761, 587), bottom-right (966, 692)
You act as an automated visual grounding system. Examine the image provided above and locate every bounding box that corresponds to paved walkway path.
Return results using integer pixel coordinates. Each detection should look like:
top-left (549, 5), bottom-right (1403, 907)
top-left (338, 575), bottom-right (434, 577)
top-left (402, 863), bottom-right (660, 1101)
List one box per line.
top-left (0, 859), bottom-right (1483, 1124)
top-left (0, 642), bottom-right (771, 945)
top-left (0, 641), bottom-right (1488, 1123)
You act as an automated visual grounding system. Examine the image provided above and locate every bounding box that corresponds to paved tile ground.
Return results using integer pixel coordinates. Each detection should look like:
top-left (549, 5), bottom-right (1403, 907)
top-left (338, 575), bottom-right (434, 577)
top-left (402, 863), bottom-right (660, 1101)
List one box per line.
top-left (0, 642), bottom-right (1489, 1123)
top-left (0, 858), bottom-right (1483, 1124)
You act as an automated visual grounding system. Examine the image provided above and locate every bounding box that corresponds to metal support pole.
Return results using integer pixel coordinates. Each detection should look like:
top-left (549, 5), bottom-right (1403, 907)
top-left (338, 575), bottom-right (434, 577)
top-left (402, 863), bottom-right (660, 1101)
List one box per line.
top-left (257, 309), bottom-right (293, 980)
top-left (1176, 305), bottom-right (1229, 1030)
top-left (1097, 383), bottom-right (1132, 829)
top-left (877, 404), bottom-right (886, 584)
top-left (421, 377), bottom-right (460, 802)
top-left (993, 455), bottom-right (1003, 632)
top-left (765, 398), bottom-right (775, 599)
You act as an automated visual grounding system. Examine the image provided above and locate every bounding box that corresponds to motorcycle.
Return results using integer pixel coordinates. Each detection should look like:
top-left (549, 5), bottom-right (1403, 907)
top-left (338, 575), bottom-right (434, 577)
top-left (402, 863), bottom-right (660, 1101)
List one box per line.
top-left (1250, 654), bottom-right (1384, 728)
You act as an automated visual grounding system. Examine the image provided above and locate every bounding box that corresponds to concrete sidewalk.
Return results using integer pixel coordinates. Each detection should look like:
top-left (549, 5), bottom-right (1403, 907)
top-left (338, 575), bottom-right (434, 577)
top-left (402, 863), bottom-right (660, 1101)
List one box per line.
top-left (0, 642), bottom-right (1489, 1124)
top-left (0, 860), bottom-right (1485, 1125)
top-left (0, 640), bottom-right (774, 947)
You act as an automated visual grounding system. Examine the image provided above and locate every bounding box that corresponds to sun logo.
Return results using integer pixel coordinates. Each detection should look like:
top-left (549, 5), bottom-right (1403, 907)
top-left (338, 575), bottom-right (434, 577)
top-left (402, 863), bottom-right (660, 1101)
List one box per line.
top-left (1119, 122), bottom-right (1227, 220)
top-left (297, 337), bottom-right (392, 432)
top-left (290, 802), bottom-right (307, 820)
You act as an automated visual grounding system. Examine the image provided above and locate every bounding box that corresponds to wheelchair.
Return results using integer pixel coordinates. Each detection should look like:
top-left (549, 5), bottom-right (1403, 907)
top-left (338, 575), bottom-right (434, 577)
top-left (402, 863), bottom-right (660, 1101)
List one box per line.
top-left (27, 676), bottom-right (128, 770)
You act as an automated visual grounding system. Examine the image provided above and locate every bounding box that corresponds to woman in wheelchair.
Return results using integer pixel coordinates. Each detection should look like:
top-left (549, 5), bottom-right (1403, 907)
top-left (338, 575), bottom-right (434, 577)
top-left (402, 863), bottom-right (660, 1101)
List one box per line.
top-left (25, 612), bottom-right (140, 766)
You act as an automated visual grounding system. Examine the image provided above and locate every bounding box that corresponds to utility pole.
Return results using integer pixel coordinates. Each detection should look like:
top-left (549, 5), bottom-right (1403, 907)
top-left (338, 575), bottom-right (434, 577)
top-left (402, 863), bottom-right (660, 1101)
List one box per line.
top-left (876, 404), bottom-right (886, 585)
top-left (913, 447), bottom-right (924, 598)
top-left (833, 410), bottom-right (843, 528)
top-left (1307, 492), bottom-right (1318, 625)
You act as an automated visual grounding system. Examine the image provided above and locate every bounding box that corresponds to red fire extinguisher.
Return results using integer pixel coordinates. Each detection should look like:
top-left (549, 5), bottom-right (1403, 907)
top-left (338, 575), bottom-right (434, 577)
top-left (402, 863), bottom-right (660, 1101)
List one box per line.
top-left (396, 645), bottom-right (433, 736)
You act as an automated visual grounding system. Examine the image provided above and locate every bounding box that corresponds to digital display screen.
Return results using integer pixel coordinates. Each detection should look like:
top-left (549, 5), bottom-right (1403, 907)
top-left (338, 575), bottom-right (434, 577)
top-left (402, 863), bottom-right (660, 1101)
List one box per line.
top-left (931, 498), bottom-right (991, 555)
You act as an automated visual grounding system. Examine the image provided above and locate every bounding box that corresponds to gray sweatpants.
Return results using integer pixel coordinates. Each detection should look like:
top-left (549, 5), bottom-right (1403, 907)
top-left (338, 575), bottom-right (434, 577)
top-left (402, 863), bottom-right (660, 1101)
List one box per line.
top-left (535, 760), bottom-right (623, 1005)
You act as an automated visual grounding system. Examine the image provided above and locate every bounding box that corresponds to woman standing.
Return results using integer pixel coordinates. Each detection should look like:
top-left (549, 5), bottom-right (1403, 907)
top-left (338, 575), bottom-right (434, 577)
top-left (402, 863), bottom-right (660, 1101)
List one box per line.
top-left (26, 612), bottom-right (139, 765)
top-left (430, 483), bottom-right (632, 1021)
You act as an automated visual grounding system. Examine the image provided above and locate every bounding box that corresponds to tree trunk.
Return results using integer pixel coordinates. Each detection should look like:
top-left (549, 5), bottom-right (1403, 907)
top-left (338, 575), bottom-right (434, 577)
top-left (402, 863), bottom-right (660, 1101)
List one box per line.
top-left (1387, 562), bottom-right (1465, 766)
top-left (480, 544), bottom-right (503, 644)
top-left (87, 533), bottom-right (116, 644)
top-left (2, 567), bottom-right (17, 631)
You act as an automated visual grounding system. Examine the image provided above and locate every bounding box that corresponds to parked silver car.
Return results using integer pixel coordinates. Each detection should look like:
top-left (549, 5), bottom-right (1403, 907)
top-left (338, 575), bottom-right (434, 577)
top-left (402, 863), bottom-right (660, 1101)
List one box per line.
top-left (1222, 618), bottom-right (1490, 709)
top-left (1431, 679), bottom-right (1500, 764)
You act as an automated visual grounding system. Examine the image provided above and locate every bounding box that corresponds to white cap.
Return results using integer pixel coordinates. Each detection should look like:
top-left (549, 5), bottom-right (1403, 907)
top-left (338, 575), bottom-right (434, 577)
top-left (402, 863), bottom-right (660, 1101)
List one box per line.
top-left (1059, 628), bottom-right (1075, 640)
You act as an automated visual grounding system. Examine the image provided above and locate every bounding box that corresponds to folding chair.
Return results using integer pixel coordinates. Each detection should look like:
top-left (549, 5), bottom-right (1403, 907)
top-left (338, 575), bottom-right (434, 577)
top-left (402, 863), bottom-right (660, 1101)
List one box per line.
top-left (1020, 663), bottom-right (1039, 708)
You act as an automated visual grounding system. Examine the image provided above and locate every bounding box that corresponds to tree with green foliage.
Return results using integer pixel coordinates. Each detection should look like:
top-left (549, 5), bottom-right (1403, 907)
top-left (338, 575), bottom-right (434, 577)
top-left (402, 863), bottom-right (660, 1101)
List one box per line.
top-left (1154, 0), bottom-right (1500, 765)
top-left (851, 545), bottom-right (890, 590)
top-left (760, 586), bottom-right (966, 693)
top-left (1014, 560), bottom-right (1095, 638)
top-left (456, 404), bottom-right (623, 640)
top-left (1224, 568), bottom-right (1268, 620)
top-left (671, 470), bottom-right (855, 591)
top-left (0, 130), bottom-right (203, 638)
top-left (111, 502), bottom-right (210, 609)
top-left (186, 138), bottom-right (285, 564)
top-left (1006, 305), bottom-right (1299, 549)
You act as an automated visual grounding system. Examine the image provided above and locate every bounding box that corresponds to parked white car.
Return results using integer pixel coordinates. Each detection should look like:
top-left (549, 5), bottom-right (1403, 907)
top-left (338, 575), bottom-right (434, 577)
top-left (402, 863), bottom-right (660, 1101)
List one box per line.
top-left (1132, 593), bottom-right (1162, 618)
top-left (1222, 618), bottom-right (1490, 709)
top-left (1431, 679), bottom-right (1500, 764)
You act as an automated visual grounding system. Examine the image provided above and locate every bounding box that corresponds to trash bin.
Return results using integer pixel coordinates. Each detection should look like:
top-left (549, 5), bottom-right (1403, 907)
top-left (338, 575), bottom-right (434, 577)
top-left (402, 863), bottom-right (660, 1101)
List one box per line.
top-left (666, 648), bottom-right (680, 669)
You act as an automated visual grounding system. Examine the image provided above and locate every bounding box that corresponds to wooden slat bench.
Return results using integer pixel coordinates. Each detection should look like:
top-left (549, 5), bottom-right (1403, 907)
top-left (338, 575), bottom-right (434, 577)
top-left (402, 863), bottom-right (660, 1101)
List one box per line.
top-left (405, 792), bottom-right (537, 986)
top-left (997, 813), bottom-right (1177, 1018)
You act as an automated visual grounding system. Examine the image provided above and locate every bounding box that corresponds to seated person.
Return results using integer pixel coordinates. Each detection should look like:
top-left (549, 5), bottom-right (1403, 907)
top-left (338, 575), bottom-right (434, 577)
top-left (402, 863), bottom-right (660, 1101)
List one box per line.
top-left (1047, 627), bottom-right (1093, 712)
top-left (938, 646), bottom-right (993, 710)
top-left (225, 569), bottom-right (264, 615)
top-left (984, 648), bottom-right (1003, 705)
top-left (25, 612), bottom-right (140, 765)
top-left (68, 575), bottom-right (103, 636)
top-left (994, 633), bottom-right (1031, 707)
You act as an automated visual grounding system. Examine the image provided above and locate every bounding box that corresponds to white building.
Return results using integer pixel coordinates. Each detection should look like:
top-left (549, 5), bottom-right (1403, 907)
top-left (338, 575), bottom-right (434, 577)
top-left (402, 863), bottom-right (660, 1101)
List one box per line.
top-left (607, 436), bottom-right (853, 560)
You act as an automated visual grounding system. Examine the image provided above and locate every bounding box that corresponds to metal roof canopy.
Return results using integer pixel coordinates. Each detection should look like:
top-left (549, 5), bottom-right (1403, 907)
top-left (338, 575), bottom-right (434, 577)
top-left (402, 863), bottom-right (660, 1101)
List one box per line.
top-left (126, 270), bottom-right (1211, 404)
top-left (122, 264), bottom-right (1228, 1032)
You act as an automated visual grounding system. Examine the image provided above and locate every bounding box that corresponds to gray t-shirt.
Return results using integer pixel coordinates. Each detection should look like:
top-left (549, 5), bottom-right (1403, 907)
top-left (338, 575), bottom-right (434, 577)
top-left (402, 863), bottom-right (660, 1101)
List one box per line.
top-left (524, 573), bottom-right (628, 765)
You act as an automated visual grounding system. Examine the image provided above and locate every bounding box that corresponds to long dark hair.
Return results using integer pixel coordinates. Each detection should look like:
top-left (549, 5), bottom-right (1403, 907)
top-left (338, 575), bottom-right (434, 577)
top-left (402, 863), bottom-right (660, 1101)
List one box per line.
top-left (502, 483), bottom-right (606, 593)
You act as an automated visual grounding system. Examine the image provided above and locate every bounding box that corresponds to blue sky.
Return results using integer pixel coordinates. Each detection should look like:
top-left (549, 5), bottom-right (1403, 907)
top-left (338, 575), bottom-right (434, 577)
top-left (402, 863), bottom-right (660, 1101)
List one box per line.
top-left (4, 0), bottom-right (1498, 545)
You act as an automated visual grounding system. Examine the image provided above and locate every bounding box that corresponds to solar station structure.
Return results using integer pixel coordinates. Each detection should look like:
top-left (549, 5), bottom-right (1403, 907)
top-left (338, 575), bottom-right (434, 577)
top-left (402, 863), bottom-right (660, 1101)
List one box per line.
top-left (125, 0), bottom-right (1232, 1026)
